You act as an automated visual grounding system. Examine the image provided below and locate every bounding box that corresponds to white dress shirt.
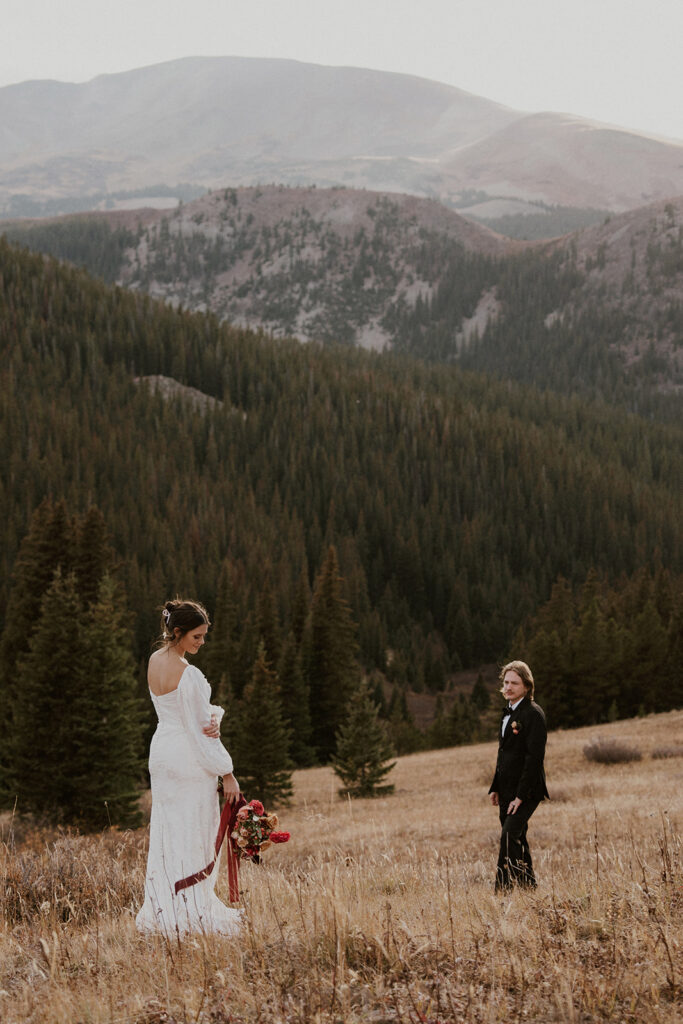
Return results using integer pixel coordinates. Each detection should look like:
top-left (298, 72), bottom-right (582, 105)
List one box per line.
top-left (502, 696), bottom-right (524, 736)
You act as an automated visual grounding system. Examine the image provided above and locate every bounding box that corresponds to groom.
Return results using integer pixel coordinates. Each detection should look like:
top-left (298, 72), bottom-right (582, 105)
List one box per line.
top-left (489, 660), bottom-right (549, 891)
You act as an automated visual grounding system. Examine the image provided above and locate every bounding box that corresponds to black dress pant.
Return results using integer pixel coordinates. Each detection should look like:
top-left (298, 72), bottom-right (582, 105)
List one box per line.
top-left (495, 796), bottom-right (540, 891)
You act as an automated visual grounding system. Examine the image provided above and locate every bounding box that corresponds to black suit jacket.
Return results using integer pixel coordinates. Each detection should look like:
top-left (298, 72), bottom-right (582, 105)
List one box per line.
top-left (489, 696), bottom-right (549, 803)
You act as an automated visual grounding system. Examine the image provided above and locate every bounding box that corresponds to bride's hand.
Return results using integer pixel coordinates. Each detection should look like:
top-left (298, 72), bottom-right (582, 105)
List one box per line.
top-left (203, 715), bottom-right (220, 739)
top-left (222, 773), bottom-right (240, 804)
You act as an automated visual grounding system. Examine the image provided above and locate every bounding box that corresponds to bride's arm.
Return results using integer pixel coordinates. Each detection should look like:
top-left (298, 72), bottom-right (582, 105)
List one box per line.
top-left (177, 670), bottom-right (235, 777)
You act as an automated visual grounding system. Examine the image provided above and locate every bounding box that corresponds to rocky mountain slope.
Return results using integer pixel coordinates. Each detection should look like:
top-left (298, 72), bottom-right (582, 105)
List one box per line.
top-left (547, 197), bottom-right (683, 383)
top-left (120, 186), bottom-right (520, 349)
top-left (1, 57), bottom-right (682, 222)
top-left (4, 186), bottom-right (682, 407)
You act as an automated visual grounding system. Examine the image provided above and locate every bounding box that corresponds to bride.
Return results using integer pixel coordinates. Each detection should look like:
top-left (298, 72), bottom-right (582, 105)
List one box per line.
top-left (136, 598), bottom-right (242, 936)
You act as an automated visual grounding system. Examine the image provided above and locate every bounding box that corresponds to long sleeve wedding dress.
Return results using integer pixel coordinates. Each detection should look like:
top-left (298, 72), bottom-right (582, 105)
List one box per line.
top-left (135, 664), bottom-right (242, 936)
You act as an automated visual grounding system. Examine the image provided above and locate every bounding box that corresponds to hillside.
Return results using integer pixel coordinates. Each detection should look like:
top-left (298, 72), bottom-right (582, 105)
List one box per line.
top-left (553, 197), bottom-right (683, 380)
top-left (5, 186), bottom-right (682, 411)
top-left (1, 56), bottom-right (682, 226)
top-left (1, 235), bottom-right (682, 693)
top-left (2, 710), bottom-right (682, 1023)
top-left (459, 196), bottom-right (683, 403)
top-left (115, 185), bottom-right (515, 351)
top-left (445, 112), bottom-right (683, 210)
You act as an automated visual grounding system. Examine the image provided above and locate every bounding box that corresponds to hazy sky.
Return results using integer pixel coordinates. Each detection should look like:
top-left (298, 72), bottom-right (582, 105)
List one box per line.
top-left (3, 0), bottom-right (682, 141)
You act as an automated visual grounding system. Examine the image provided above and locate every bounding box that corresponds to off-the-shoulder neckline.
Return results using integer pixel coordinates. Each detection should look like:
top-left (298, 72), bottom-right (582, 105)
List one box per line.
top-left (149, 662), bottom-right (202, 698)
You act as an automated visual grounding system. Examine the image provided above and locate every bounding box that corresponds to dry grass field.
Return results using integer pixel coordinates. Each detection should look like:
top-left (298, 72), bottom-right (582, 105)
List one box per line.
top-left (1, 710), bottom-right (682, 1023)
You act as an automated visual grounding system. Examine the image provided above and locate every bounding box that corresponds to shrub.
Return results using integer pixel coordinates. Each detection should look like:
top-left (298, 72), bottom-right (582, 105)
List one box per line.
top-left (583, 737), bottom-right (642, 764)
top-left (651, 745), bottom-right (683, 759)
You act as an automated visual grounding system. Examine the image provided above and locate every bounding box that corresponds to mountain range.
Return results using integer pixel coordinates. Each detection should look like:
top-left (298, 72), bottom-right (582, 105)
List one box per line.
top-left (2, 56), bottom-right (683, 225)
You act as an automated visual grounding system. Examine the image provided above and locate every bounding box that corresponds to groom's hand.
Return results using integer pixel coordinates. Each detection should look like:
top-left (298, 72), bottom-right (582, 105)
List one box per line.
top-left (490, 792), bottom-right (499, 806)
top-left (507, 797), bottom-right (522, 815)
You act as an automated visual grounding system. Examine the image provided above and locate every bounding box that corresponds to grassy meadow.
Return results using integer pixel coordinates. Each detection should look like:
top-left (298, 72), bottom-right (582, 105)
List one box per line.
top-left (1, 710), bottom-right (682, 1023)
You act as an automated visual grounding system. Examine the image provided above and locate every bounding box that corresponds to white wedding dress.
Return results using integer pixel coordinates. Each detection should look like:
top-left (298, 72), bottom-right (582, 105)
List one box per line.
top-left (136, 664), bottom-right (242, 937)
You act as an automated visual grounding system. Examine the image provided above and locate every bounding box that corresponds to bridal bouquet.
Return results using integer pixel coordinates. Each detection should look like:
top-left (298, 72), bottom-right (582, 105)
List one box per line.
top-left (231, 799), bottom-right (290, 863)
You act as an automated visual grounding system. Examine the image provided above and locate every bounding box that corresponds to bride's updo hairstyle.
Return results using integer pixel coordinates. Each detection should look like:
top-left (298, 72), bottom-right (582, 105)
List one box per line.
top-left (160, 598), bottom-right (210, 647)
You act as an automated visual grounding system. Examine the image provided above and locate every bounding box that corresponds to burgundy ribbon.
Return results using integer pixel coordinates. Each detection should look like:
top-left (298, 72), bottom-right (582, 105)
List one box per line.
top-left (175, 794), bottom-right (246, 902)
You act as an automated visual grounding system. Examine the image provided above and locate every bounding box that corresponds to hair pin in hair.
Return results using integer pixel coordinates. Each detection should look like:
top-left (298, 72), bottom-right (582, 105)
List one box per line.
top-left (162, 608), bottom-right (171, 623)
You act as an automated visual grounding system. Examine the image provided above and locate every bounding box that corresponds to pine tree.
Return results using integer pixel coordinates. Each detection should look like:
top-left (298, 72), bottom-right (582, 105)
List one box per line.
top-left (232, 610), bottom-right (260, 700)
top-left (623, 600), bottom-right (668, 714)
top-left (290, 565), bottom-right (310, 645)
top-left (203, 559), bottom-right (239, 703)
top-left (0, 500), bottom-right (75, 806)
top-left (370, 674), bottom-right (388, 717)
top-left (386, 685), bottom-right (424, 754)
top-left (470, 671), bottom-right (491, 710)
top-left (0, 499), bottom-right (75, 681)
top-left (74, 506), bottom-right (114, 607)
top-left (9, 572), bottom-right (145, 829)
top-left (332, 680), bottom-right (396, 798)
top-left (231, 646), bottom-right (293, 806)
top-left (305, 546), bottom-right (360, 761)
top-left (427, 694), bottom-right (452, 749)
top-left (74, 575), bottom-right (145, 828)
top-left (277, 632), bottom-right (315, 766)
top-left (10, 571), bottom-right (87, 820)
top-left (256, 578), bottom-right (281, 668)
top-left (448, 694), bottom-right (480, 745)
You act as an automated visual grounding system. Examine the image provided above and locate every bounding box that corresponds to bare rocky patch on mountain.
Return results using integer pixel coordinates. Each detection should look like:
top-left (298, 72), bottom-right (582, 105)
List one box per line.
top-left (117, 185), bottom-right (519, 347)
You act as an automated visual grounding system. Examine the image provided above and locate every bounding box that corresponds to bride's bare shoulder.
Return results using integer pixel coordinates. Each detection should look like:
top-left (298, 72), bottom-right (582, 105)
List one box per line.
top-left (148, 648), bottom-right (188, 696)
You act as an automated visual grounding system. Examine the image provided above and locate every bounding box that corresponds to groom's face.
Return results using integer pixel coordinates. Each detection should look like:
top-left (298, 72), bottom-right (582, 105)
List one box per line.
top-left (502, 670), bottom-right (527, 704)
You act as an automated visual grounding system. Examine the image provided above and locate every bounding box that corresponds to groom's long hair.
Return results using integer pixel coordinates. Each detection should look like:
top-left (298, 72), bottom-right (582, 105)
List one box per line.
top-left (499, 660), bottom-right (535, 699)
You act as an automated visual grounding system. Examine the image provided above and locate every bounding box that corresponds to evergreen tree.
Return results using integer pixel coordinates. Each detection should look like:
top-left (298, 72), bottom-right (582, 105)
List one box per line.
top-left (426, 694), bottom-right (452, 749)
top-left (0, 499), bottom-right (75, 680)
top-left (332, 681), bottom-right (396, 798)
top-left (74, 506), bottom-right (114, 607)
top-left (75, 575), bottom-right (145, 828)
top-left (471, 671), bottom-right (491, 710)
top-left (385, 685), bottom-right (425, 753)
top-left (231, 646), bottom-right (293, 806)
top-left (304, 546), bottom-right (360, 761)
top-left (623, 600), bottom-right (668, 713)
top-left (256, 578), bottom-right (281, 668)
top-left (447, 694), bottom-right (480, 745)
top-left (289, 564), bottom-right (310, 645)
top-left (370, 674), bottom-right (388, 717)
top-left (203, 559), bottom-right (239, 703)
top-left (10, 571), bottom-right (85, 820)
top-left (9, 572), bottom-right (144, 829)
top-left (0, 500), bottom-right (75, 805)
top-left (232, 610), bottom-right (259, 700)
top-left (277, 632), bottom-right (315, 766)
top-left (446, 599), bottom-right (473, 668)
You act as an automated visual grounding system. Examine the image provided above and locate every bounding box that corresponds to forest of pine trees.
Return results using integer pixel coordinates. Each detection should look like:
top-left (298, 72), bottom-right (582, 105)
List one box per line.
top-left (517, 569), bottom-right (683, 727)
top-left (5, 199), bottom-right (682, 421)
top-left (0, 236), bottom-right (682, 823)
top-left (0, 501), bottom-right (144, 827)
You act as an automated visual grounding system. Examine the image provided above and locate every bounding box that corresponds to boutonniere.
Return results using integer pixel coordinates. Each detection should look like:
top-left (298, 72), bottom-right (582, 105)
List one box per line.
top-left (511, 721), bottom-right (521, 735)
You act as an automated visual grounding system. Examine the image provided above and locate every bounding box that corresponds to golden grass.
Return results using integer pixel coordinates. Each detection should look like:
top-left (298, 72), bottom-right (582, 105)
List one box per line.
top-left (1, 711), bottom-right (682, 1023)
